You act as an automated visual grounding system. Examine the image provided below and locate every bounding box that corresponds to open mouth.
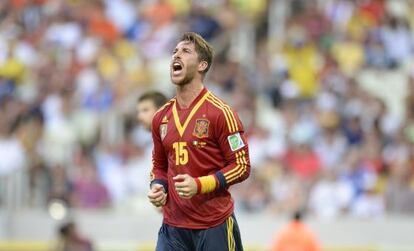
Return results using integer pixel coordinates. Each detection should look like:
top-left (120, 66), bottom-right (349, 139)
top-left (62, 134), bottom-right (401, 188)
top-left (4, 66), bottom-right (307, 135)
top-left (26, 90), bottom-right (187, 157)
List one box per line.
top-left (172, 62), bottom-right (183, 75)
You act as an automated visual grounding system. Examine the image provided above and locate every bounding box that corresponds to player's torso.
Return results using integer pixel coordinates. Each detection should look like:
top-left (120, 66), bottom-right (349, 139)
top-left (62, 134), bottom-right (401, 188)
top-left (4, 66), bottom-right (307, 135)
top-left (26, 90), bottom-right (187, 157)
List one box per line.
top-left (160, 99), bottom-right (225, 177)
top-left (155, 90), bottom-right (236, 228)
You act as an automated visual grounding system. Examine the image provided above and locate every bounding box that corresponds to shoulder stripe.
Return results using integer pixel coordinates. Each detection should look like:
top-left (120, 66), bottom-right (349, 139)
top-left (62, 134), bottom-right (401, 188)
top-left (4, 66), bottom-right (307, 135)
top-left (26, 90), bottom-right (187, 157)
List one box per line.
top-left (208, 95), bottom-right (237, 131)
top-left (208, 94), bottom-right (239, 132)
top-left (206, 97), bottom-right (233, 132)
top-left (207, 95), bottom-right (237, 133)
top-left (209, 93), bottom-right (238, 131)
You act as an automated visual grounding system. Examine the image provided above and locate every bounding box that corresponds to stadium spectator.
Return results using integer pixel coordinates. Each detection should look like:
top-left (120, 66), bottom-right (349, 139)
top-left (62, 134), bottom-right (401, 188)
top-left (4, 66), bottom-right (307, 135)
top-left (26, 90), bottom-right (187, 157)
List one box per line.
top-left (0, 0), bottom-right (414, 218)
top-left (72, 153), bottom-right (110, 209)
top-left (270, 211), bottom-right (321, 251)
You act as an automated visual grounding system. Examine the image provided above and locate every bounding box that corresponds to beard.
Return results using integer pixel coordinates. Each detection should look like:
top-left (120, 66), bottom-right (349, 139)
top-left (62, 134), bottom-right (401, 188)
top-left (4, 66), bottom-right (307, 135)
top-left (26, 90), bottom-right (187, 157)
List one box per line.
top-left (171, 64), bottom-right (197, 86)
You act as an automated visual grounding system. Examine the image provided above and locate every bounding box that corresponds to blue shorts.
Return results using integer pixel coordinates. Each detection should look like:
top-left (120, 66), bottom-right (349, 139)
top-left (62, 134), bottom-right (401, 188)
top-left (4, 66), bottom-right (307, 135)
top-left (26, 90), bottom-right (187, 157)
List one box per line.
top-left (156, 214), bottom-right (244, 251)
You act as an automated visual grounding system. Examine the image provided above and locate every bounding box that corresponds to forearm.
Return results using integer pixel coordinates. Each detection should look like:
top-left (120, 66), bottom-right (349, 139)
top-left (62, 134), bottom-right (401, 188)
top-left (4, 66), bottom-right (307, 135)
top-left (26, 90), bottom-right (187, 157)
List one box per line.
top-left (196, 149), bottom-right (250, 194)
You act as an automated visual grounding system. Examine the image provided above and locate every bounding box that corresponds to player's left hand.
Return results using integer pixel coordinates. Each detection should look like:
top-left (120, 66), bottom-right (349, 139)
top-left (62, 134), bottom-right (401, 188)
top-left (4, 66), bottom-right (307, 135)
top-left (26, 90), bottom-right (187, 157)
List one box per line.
top-left (173, 174), bottom-right (197, 199)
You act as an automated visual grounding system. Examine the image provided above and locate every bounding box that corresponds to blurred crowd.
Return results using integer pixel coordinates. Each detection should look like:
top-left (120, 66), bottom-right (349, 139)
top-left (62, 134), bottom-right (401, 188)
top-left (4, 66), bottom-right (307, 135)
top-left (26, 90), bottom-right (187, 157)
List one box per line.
top-left (0, 0), bottom-right (414, 219)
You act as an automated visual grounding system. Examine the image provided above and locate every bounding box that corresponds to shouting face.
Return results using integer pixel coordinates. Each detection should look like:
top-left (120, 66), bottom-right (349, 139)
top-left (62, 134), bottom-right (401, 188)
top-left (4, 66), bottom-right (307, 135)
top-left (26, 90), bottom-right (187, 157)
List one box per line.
top-left (170, 41), bottom-right (204, 86)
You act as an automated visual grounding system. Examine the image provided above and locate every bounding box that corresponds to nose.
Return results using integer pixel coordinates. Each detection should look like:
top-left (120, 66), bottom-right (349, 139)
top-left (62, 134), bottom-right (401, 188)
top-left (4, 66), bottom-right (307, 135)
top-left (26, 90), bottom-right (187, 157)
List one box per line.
top-left (173, 54), bottom-right (180, 60)
top-left (173, 50), bottom-right (182, 59)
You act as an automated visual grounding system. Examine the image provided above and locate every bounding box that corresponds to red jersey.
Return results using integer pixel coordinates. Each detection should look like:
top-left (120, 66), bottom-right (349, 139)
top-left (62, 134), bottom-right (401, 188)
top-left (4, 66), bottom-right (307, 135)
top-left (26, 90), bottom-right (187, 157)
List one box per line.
top-left (150, 87), bottom-right (250, 229)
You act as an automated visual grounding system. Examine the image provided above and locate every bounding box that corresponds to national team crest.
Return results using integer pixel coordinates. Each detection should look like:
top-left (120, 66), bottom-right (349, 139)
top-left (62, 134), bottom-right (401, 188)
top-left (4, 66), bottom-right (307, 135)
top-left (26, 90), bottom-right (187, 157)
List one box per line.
top-left (160, 124), bottom-right (167, 141)
top-left (193, 119), bottom-right (209, 138)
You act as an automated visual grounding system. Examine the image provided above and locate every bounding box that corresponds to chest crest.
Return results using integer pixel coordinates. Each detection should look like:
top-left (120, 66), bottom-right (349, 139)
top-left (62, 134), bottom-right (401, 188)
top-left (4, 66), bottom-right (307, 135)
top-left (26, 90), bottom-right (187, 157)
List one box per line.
top-left (192, 118), bottom-right (210, 138)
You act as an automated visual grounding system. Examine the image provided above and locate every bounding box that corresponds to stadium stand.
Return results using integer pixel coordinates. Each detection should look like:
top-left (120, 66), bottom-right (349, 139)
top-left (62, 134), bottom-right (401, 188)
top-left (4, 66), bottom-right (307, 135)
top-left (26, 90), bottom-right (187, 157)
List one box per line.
top-left (1, 0), bottom-right (414, 250)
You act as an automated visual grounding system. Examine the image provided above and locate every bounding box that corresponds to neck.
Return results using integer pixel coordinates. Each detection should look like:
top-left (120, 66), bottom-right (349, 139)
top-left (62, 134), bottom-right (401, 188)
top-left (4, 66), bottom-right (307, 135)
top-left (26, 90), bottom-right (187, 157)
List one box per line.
top-left (176, 81), bottom-right (204, 108)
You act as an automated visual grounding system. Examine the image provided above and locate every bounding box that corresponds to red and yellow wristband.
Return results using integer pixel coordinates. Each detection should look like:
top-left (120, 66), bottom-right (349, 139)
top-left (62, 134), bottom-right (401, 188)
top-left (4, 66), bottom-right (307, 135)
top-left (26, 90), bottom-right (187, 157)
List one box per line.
top-left (195, 175), bottom-right (219, 194)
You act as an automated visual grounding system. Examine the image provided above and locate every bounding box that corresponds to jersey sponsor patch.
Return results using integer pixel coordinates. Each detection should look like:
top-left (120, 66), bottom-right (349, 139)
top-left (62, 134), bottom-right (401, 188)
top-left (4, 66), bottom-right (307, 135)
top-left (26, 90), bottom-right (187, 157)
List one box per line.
top-left (193, 119), bottom-right (209, 138)
top-left (160, 124), bottom-right (167, 141)
top-left (227, 132), bottom-right (245, 151)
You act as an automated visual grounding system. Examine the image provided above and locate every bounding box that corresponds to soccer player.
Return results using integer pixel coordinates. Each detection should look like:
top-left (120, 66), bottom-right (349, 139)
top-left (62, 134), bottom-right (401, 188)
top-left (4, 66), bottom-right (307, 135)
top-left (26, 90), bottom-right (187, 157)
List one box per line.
top-left (134, 91), bottom-right (168, 198)
top-left (148, 32), bottom-right (250, 251)
top-left (137, 91), bottom-right (168, 131)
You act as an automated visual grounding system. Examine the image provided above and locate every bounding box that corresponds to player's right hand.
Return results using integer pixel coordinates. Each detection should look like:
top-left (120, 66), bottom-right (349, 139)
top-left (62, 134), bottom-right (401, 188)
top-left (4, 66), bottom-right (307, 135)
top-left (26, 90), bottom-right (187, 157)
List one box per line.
top-left (147, 184), bottom-right (167, 207)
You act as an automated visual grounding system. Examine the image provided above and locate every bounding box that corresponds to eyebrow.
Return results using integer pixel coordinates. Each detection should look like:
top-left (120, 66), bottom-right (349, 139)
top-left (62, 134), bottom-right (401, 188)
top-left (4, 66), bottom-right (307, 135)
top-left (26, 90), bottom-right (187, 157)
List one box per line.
top-left (172, 44), bottom-right (193, 53)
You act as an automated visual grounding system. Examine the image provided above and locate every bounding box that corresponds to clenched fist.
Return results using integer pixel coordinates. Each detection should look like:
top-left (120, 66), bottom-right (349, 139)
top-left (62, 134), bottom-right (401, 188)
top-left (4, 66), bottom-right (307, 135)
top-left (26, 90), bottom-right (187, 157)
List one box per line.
top-left (173, 174), bottom-right (198, 199)
top-left (148, 183), bottom-right (167, 207)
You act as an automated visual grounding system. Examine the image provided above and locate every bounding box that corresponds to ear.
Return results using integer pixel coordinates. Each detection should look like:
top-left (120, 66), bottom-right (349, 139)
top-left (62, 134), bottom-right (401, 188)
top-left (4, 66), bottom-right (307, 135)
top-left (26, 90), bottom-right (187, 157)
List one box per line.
top-left (198, 61), bottom-right (208, 72)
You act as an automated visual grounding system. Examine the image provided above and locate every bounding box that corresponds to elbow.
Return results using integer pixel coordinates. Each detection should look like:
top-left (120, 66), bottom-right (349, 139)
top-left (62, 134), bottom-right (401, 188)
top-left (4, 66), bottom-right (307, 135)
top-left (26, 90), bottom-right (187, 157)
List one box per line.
top-left (237, 162), bottom-right (250, 183)
top-left (241, 148), bottom-right (251, 182)
top-left (242, 163), bottom-right (251, 181)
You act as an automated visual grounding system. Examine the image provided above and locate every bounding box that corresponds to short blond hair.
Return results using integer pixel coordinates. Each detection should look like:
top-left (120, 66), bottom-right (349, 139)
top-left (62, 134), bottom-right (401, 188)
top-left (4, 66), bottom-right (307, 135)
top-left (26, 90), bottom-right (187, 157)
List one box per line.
top-left (180, 32), bottom-right (214, 75)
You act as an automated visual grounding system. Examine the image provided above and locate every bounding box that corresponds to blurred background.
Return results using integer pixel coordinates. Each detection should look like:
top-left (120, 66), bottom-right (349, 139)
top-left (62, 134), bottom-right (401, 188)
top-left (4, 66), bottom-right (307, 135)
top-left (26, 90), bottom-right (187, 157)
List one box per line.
top-left (1, 0), bottom-right (414, 250)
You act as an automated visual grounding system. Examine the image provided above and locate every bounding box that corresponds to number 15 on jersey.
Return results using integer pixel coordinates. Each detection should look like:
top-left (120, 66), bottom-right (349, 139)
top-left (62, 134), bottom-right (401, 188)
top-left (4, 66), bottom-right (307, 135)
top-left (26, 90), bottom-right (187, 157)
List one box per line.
top-left (173, 142), bottom-right (188, 166)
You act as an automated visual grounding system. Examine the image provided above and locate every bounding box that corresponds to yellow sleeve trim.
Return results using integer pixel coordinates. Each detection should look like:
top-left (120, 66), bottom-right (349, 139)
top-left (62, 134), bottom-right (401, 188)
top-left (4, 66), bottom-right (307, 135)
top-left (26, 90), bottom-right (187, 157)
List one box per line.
top-left (224, 150), bottom-right (247, 183)
top-left (198, 175), bottom-right (217, 194)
